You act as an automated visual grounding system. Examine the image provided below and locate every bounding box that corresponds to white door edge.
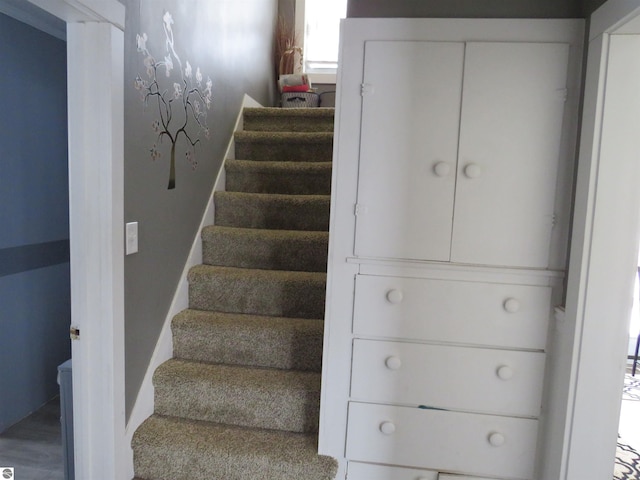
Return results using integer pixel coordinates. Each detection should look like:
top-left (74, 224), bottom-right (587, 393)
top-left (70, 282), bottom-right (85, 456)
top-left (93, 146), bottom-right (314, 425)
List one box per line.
top-left (25, 0), bottom-right (126, 478)
top-left (564, 0), bottom-right (640, 478)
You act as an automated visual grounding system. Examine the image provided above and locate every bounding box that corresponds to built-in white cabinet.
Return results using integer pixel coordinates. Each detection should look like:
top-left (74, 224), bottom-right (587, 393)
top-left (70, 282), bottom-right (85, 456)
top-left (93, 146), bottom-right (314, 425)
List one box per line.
top-left (319, 18), bottom-right (584, 480)
top-left (355, 41), bottom-right (569, 268)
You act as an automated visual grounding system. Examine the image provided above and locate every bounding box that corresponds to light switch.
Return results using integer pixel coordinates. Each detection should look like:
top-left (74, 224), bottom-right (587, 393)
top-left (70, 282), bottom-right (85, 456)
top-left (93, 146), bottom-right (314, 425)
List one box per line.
top-left (126, 222), bottom-right (138, 255)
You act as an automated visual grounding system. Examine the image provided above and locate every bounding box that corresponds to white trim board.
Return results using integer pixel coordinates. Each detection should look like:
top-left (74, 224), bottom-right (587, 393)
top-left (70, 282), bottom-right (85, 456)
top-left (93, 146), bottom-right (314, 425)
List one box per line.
top-left (0, 0), bottom-right (66, 40)
top-left (559, 1), bottom-right (640, 477)
top-left (123, 94), bottom-right (262, 478)
top-left (24, 1), bottom-right (126, 478)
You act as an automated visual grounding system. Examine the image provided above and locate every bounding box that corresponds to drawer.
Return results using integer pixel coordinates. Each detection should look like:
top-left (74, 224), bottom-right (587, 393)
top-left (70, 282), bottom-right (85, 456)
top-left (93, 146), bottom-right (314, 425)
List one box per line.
top-left (347, 462), bottom-right (438, 480)
top-left (351, 339), bottom-right (545, 417)
top-left (346, 402), bottom-right (538, 480)
top-left (353, 275), bottom-right (551, 349)
top-left (439, 476), bottom-right (502, 480)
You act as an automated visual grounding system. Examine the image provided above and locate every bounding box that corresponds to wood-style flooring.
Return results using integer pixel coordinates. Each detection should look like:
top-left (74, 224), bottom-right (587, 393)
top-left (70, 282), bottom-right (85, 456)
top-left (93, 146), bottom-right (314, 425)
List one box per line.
top-left (0, 397), bottom-right (64, 480)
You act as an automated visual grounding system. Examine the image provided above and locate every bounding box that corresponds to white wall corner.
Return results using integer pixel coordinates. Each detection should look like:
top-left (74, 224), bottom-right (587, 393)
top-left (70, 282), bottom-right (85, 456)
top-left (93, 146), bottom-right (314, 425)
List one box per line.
top-left (123, 94), bottom-right (262, 476)
top-left (26, 0), bottom-right (124, 30)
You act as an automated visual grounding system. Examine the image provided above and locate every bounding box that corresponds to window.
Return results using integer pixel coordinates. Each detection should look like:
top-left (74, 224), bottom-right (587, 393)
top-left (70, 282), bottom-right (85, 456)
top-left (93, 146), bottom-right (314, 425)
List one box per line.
top-left (295, 0), bottom-right (347, 83)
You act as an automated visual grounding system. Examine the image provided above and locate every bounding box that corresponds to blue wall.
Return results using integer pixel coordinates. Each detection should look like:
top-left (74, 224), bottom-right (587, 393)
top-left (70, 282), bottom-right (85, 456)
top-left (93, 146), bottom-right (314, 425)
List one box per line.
top-left (0, 12), bottom-right (70, 432)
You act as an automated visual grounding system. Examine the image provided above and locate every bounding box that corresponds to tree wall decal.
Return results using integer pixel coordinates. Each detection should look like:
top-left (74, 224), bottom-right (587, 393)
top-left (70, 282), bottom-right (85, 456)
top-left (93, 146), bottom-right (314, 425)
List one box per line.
top-left (135, 11), bottom-right (212, 189)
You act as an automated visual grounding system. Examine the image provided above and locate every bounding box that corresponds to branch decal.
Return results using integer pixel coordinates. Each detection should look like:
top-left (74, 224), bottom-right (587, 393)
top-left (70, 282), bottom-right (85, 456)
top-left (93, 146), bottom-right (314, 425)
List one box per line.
top-left (134, 11), bottom-right (212, 189)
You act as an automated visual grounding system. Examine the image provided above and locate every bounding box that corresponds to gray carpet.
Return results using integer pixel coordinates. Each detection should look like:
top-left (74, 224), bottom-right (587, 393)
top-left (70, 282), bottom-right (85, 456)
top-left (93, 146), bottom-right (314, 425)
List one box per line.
top-left (132, 107), bottom-right (337, 480)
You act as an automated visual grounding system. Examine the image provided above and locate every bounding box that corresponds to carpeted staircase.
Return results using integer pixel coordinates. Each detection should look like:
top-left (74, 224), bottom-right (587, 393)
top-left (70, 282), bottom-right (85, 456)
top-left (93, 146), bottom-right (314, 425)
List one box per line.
top-left (132, 107), bottom-right (338, 480)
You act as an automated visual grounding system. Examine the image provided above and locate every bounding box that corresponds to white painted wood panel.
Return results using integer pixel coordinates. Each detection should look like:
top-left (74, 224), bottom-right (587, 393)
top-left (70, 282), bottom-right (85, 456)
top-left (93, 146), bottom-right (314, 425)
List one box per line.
top-left (353, 275), bottom-right (552, 349)
top-left (354, 41), bottom-right (464, 261)
top-left (347, 462), bottom-right (438, 480)
top-left (351, 339), bottom-right (545, 417)
top-left (451, 42), bottom-right (570, 268)
top-left (346, 402), bottom-right (539, 479)
top-left (439, 475), bottom-right (501, 480)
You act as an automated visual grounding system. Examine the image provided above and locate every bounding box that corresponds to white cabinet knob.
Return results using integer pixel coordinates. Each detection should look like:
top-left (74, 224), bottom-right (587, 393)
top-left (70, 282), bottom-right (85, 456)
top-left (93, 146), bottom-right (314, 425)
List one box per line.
top-left (380, 421), bottom-right (396, 435)
top-left (488, 432), bottom-right (506, 447)
top-left (433, 161), bottom-right (451, 177)
top-left (497, 365), bottom-right (514, 380)
top-left (503, 298), bottom-right (521, 313)
top-left (464, 163), bottom-right (482, 179)
top-left (385, 356), bottom-right (402, 370)
top-left (386, 289), bottom-right (404, 304)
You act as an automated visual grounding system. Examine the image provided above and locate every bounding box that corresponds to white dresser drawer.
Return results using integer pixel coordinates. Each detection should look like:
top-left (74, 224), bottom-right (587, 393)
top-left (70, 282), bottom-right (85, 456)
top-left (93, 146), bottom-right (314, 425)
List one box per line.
top-left (439, 476), bottom-right (501, 480)
top-left (347, 462), bottom-right (438, 480)
top-left (351, 339), bottom-right (545, 417)
top-left (346, 402), bottom-right (538, 480)
top-left (353, 275), bottom-right (551, 349)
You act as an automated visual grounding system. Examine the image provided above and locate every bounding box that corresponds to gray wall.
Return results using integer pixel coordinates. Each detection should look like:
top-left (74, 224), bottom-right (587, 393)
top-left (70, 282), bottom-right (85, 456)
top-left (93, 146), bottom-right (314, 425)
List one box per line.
top-left (582, 0), bottom-right (607, 15)
top-left (124, 0), bottom-right (278, 417)
top-left (347, 0), bottom-right (583, 18)
top-left (0, 12), bottom-right (70, 432)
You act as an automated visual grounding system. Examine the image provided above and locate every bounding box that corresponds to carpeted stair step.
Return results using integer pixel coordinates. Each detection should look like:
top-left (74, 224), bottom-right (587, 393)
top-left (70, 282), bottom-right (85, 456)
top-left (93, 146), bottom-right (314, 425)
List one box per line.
top-left (132, 415), bottom-right (338, 480)
top-left (153, 359), bottom-right (321, 432)
top-left (243, 107), bottom-right (335, 133)
top-left (172, 310), bottom-right (324, 371)
top-left (188, 265), bottom-right (326, 319)
top-left (214, 191), bottom-right (330, 231)
top-left (202, 226), bottom-right (328, 272)
top-left (235, 131), bottom-right (333, 162)
top-left (225, 159), bottom-right (332, 195)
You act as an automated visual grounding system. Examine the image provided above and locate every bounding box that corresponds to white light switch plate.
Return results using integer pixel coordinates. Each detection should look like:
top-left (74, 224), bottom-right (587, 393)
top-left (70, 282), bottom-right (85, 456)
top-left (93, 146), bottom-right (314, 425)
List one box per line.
top-left (126, 222), bottom-right (138, 255)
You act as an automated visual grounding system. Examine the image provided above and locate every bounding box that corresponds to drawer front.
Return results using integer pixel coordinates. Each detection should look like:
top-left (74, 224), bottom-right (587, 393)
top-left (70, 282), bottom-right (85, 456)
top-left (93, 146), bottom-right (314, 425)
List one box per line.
top-left (353, 275), bottom-right (551, 349)
top-left (439, 476), bottom-right (501, 480)
top-left (351, 339), bottom-right (545, 417)
top-left (346, 402), bottom-right (538, 480)
top-left (347, 462), bottom-right (438, 480)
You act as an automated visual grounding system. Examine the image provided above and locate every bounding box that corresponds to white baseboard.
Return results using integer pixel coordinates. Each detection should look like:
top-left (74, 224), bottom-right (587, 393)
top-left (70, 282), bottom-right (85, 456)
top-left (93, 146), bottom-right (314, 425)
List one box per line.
top-left (122, 93), bottom-right (262, 478)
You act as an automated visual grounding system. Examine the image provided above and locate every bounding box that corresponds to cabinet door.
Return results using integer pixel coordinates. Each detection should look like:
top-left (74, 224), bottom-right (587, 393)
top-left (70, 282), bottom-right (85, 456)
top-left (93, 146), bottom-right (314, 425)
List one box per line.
top-left (354, 41), bottom-right (464, 261)
top-left (452, 42), bottom-right (570, 268)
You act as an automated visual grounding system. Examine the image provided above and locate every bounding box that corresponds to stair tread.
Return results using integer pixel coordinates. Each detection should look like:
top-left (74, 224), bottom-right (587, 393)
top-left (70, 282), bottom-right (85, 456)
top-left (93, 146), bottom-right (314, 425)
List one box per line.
top-left (216, 190), bottom-right (330, 201)
top-left (155, 358), bottom-right (321, 390)
top-left (154, 359), bottom-right (321, 432)
top-left (243, 107), bottom-right (335, 118)
top-left (133, 415), bottom-right (338, 480)
top-left (202, 225), bottom-right (328, 241)
top-left (188, 265), bottom-right (326, 318)
top-left (174, 308), bottom-right (324, 325)
top-left (172, 309), bottom-right (324, 371)
top-left (188, 264), bottom-right (326, 281)
top-left (202, 226), bottom-right (328, 272)
top-left (214, 192), bottom-right (330, 231)
top-left (226, 159), bottom-right (332, 170)
top-left (235, 131), bottom-right (333, 142)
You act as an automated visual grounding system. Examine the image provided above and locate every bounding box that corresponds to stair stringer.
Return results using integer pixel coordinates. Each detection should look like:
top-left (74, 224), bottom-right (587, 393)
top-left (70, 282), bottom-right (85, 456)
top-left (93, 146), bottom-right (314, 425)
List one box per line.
top-left (122, 93), bottom-right (263, 479)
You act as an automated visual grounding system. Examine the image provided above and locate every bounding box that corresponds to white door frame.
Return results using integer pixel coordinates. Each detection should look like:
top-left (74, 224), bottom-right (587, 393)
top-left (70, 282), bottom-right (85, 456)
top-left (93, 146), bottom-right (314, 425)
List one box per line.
top-left (25, 1), bottom-right (127, 478)
top-left (563, 0), bottom-right (640, 478)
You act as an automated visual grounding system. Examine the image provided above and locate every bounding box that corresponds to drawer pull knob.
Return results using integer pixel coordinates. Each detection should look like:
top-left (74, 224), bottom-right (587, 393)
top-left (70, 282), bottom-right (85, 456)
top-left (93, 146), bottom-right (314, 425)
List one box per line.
top-left (503, 298), bottom-right (521, 313)
top-left (488, 432), bottom-right (506, 447)
top-left (380, 421), bottom-right (396, 435)
top-left (386, 289), bottom-right (404, 304)
top-left (497, 365), bottom-right (514, 380)
top-left (385, 356), bottom-right (402, 370)
top-left (464, 163), bottom-right (482, 179)
top-left (433, 161), bottom-right (451, 177)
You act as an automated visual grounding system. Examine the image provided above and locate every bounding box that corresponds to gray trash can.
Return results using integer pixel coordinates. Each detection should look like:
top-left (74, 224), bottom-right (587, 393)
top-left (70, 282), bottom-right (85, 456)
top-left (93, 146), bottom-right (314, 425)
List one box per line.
top-left (57, 359), bottom-right (75, 480)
